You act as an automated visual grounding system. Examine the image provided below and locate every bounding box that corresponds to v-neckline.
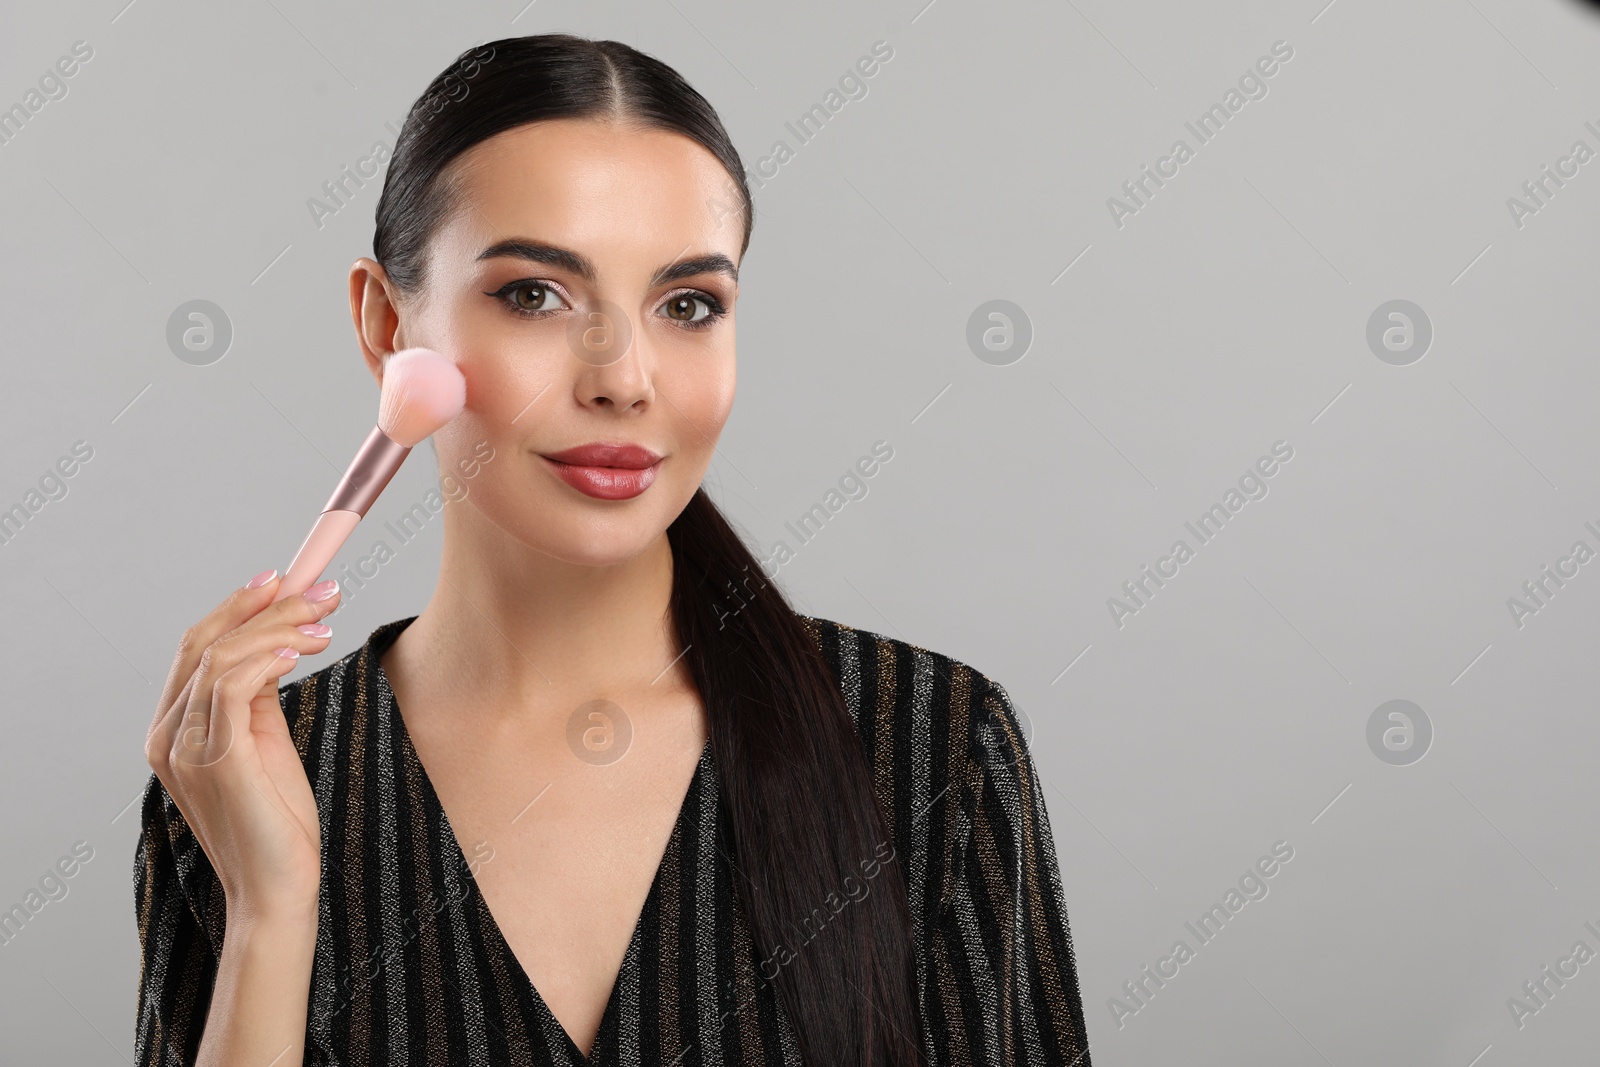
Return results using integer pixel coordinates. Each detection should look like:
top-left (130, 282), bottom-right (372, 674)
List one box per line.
top-left (368, 617), bottom-right (713, 1065)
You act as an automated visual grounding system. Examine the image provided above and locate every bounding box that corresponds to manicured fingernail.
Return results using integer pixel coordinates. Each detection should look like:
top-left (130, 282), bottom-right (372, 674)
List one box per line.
top-left (303, 579), bottom-right (339, 603)
top-left (246, 568), bottom-right (278, 589)
top-left (297, 623), bottom-right (332, 637)
top-left (274, 647), bottom-right (300, 659)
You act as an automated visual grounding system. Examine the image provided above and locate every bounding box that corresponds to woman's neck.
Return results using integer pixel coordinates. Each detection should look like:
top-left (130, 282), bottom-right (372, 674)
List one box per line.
top-left (384, 517), bottom-right (689, 733)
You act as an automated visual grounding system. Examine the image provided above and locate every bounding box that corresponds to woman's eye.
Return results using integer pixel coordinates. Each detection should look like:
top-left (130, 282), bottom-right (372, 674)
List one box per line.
top-left (660, 293), bottom-right (719, 327)
top-left (490, 282), bottom-right (723, 329)
top-left (498, 282), bottom-right (569, 315)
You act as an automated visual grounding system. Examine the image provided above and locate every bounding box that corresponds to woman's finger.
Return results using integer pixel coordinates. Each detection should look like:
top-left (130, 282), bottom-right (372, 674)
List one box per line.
top-left (154, 568), bottom-right (285, 724)
top-left (151, 580), bottom-right (340, 758)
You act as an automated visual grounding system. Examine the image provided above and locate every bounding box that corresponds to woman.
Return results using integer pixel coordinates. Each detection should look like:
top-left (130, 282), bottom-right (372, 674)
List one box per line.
top-left (136, 33), bottom-right (1091, 1067)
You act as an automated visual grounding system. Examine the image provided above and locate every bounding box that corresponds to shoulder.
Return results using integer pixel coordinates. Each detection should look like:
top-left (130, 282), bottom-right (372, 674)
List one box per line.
top-left (796, 612), bottom-right (1020, 744)
top-left (275, 614), bottom-right (413, 764)
top-left (794, 612), bottom-right (1027, 812)
top-left (795, 613), bottom-right (1035, 919)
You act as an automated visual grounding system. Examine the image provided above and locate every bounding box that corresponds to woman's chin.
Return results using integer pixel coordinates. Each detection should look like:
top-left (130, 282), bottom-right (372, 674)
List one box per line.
top-left (530, 524), bottom-right (670, 569)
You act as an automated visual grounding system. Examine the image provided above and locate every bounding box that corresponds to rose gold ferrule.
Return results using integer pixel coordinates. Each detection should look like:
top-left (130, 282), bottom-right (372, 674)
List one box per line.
top-left (324, 425), bottom-right (411, 517)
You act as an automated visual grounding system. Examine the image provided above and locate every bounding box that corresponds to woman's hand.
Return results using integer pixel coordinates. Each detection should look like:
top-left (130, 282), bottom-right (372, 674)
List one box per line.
top-left (144, 571), bottom-right (342, 923)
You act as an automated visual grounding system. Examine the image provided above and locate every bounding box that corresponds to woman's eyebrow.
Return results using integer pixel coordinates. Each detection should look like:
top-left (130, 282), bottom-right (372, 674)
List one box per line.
top-left (476, 238), bottom-right (738, 287)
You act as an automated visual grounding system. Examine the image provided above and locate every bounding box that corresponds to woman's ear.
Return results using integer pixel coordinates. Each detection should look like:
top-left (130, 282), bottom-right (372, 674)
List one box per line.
top-left (349, 257), bottom-right (405, 385)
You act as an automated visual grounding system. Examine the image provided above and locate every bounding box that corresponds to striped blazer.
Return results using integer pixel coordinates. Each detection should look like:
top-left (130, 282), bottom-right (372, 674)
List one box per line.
top-left (134, 614), bottom-right (1092, 1065)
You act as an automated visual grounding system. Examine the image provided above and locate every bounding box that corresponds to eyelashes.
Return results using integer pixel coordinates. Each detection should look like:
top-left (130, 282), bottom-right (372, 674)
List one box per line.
top-left (484, 279), bottom-right (728, 332)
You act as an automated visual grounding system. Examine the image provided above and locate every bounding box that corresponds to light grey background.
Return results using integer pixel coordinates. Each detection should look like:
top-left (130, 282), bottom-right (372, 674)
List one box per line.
top-left (3, 0), bottom-right (1598, 1062)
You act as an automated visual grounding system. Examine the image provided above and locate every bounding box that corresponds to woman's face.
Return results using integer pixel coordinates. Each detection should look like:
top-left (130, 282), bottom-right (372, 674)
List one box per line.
top-left (366, 117), bottom-right (743, 567)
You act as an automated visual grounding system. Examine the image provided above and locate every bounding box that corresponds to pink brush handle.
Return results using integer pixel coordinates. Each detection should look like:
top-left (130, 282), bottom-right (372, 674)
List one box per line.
top-left (272, 425), bottom-right (411, 602)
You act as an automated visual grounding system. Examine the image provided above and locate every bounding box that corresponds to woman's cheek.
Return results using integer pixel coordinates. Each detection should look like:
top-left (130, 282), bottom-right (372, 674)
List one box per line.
top-left (678, 352), bottom-right (736, 435)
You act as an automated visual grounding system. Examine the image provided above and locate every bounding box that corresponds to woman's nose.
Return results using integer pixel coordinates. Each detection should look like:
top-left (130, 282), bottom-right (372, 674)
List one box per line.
top-left (570, 299), bottom-right (652, 411)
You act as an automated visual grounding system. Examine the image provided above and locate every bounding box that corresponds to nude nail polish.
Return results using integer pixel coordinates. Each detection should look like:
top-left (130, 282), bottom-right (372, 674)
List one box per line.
top-left (303, 579), bottom-right (340, 603)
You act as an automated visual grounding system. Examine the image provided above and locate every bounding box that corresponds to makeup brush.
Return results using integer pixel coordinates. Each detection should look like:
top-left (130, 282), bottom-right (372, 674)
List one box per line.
top-left (272, 347), bottom-right (466, 602)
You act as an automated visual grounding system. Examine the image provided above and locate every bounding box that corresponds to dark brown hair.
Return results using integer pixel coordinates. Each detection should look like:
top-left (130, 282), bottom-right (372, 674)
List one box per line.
top-left (372, 33), bottom-right (923, 1066)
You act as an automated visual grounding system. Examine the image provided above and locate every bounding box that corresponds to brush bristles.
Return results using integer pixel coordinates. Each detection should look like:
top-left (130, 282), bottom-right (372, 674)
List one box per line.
top-left (376, 348), bottom-right (466, 447)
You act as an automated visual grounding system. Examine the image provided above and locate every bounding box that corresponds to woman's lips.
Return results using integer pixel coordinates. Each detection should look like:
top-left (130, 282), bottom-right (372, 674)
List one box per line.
top-left (539, 443), bottom-right (663, 500)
